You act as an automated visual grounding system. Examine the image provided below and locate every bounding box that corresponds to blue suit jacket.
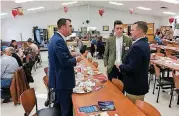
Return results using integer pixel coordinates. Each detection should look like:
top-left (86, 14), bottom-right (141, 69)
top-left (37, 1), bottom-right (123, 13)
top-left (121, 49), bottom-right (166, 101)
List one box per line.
top-left (48, 33), bottom-right (76, 90)
top-left (119, 38), bottom-right (150, 95)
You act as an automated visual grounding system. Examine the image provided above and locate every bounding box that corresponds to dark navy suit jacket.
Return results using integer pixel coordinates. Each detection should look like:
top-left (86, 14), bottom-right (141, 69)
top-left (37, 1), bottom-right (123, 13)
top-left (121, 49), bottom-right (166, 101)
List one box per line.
top-left (119, 38), bottom-right (150, 95)
top-left (48, 33), bottom-right (76, 90)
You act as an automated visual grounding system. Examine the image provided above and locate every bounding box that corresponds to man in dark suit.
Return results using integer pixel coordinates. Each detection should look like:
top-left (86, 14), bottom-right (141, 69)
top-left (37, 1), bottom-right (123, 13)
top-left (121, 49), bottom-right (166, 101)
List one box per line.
top-left (116, 21), bottom-right (150, 103)
top-left (48, 18), bottom-right (82, 116)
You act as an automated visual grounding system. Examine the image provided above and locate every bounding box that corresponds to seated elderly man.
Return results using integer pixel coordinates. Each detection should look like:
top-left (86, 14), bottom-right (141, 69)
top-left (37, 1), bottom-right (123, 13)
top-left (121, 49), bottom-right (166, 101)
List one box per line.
top-left (1, 47), bottom-right (20, 88)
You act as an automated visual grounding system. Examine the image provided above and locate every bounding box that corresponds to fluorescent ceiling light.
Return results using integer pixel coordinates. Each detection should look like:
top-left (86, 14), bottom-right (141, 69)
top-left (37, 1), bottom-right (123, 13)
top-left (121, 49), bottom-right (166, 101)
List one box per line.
top-left (108, 1), bottom-right (124, 5)
top-left (0, 13), bottom-right (8, 16)
top-left (137, 6), bottom-right (152, 10)
top-left (161, 0), bottom-right (179, 4)
top-left (15, 0), bottom-right (34, 3)
top-left (27, 7), bottom-right (44, 11)
top-left (62, 1), bottom-right (78, 6)
top-left (163, 11), bottom-right (176, 15)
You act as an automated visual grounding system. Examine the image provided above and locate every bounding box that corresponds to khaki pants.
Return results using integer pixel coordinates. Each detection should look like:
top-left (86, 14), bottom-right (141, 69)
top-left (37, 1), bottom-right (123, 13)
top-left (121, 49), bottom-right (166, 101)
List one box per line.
top-left (126, 93), bottom-right (145, 103)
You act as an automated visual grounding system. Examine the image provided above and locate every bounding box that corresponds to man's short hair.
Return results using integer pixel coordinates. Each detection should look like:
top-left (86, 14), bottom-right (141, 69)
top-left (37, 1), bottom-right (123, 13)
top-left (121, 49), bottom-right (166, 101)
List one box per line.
top-left (5, 47), bottom-right (15, 54)
top-left (114, 20), bottom-right (123, 28)
top-left (134, 21), bottom-right (148, 34)
top-left (27, 38), bottom-right (33, 43)
top-left (57, 18), bottom-right (71, 29)
top-left (11, 40), bottom-right (16, 43)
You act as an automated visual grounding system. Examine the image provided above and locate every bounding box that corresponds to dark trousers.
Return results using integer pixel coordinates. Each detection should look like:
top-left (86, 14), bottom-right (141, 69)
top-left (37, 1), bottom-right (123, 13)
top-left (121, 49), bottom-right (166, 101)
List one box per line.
top-left (54, 89), bottom-right (73, 116)
top-left (108, 66), bottom-right (123, 81)
top-left (90, 44), bottom-right (95, 57)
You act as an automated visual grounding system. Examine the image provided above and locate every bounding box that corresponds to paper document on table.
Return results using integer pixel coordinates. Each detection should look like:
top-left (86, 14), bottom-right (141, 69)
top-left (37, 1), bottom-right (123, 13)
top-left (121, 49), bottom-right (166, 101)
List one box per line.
top-left (90, 112), bottom-right (109, 116)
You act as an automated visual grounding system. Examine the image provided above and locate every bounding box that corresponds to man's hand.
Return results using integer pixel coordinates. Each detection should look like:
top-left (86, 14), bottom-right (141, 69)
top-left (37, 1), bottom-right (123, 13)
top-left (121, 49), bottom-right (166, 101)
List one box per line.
top-left (115, 64), bottom-right (120, 69)
top-left (115, 61), bottom-right (121, 71)
top-left (76, 56), bottom-right (82, 63)
top-left (115, 64), bottom-right (121, 72)
top-left (71, 52), bottom-right (81, 57)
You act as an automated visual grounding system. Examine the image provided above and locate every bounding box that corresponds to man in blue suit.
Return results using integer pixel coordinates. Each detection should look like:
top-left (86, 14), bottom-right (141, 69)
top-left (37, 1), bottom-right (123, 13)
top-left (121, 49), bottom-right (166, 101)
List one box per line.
top-left (48, 18), bottom-right (82, 116)
top-left (116, 21), bottom-right (150, 103)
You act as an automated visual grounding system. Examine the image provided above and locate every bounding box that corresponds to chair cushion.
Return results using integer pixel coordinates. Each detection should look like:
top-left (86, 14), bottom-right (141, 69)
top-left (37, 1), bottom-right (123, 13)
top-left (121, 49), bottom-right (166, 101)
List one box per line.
top-left (162, 77), bottom-right (174, 83)
top-left (36, 107), bottom-right (61, 116)
top-left (157, 78), bottom-right (174, 86)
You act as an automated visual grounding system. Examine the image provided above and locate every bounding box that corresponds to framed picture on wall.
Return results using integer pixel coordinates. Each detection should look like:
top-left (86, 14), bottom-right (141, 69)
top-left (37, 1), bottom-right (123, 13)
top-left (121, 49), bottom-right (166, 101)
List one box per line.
top-left (103, 26), bottom-right (109, 31)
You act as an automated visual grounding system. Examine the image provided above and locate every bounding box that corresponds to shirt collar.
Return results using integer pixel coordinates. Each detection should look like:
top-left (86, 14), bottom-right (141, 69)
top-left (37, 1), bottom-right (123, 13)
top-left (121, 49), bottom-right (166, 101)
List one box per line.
top-left (116, 35), bottom-right (123, 39)
top-left (133, 37), bottom-right (145, 44)
top-left (57, 31), bottom-right (66, 41)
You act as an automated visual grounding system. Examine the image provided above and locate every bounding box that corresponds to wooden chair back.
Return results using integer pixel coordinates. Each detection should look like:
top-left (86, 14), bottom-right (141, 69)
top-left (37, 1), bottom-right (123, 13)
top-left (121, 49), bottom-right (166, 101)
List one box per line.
top-left (156, 47), bottom-right (161, 53)
top-left (166, 44), bottom-right (173, 47)
top-left (112, 78), bottom-right (124, 92)
top-left (163, 41), bottom-right (170, 46)
top-left (150, 41), bottom-right (157, 44)
top-left (20, 88), bottom-right (37, 116)
top-left (135, 100), bottom-right (161, 116)
top-left (155, 53), bottom-right (164, 57)
top-left (43, 76), bottom-right (48, 89)
top-left (172, 72), bottom-right (179, 89)
top-left (165, 49), bottom-right (174, 57)
top-left (174, 44), bottom-right (179, 48)
top-left (168, 55), bottom-right (177, 60)
top-left (172, 42), bottom-right (178, 46)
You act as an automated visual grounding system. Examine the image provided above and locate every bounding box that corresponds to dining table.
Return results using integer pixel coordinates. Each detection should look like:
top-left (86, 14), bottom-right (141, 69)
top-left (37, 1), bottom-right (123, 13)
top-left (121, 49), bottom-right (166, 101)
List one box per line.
top-left (150, 55), bottom-right (179, 105)
top-left (72, 56), bottom-right (146, 116)
top-left (150, 55), bottom-right (179, 71)
top-left (150, 44), bottom-right (179, 53)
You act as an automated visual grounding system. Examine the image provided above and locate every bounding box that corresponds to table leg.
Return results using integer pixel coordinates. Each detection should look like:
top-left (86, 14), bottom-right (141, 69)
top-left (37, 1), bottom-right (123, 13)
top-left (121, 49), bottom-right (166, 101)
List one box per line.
top-left (177, 95), bottom-right (179, 105)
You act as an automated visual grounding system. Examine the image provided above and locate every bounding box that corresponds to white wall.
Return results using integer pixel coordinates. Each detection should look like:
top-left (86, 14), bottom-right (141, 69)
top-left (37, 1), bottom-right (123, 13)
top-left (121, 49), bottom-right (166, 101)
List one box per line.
top-left (1, 5), bottom-right (165, 41)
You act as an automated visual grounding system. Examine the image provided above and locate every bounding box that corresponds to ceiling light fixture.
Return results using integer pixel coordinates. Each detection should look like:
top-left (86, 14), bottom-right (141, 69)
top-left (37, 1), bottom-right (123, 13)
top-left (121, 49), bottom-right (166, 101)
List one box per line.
top-left (161, 0), bottom-right (179, 4)
top-left (15, 0), bottom-right (34, 3)
top-left (137, 7), bottom-right (152, 10)
top-left (108, 1), bottom-right (124, 6)
top-left (62, 1), bottom-right (78, 6)
top-left (27, 6), bottom-right (44, 11)
top-left (0, 13), bottom-right (8, 16)
top-left (163, 11), bottom-right (176, 15)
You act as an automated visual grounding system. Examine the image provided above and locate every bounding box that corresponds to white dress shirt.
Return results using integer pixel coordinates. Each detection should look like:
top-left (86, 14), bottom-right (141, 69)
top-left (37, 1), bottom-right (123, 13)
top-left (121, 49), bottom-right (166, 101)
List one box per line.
top-left (57, 31), bottom-right (66, 41)
top-left (115, 36), bottom-right (123, 65)
top-left (133, 37), bottom-right (145, 44)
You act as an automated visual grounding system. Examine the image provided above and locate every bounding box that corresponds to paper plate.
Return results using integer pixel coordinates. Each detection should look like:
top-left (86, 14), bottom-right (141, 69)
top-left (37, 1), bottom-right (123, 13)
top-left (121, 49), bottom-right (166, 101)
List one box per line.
top-left (73, 86), bottom-right (92, 93)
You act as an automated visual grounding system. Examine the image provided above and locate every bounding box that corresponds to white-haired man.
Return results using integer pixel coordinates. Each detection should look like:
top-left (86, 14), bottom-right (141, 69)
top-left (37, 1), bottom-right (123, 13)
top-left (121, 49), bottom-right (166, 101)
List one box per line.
top-left (1, 47), bottom-right (19, 88)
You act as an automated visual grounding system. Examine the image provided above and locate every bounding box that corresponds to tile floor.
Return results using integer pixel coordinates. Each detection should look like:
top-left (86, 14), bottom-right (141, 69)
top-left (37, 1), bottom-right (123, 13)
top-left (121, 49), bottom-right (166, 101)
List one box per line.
top-left (1, 51), bottom-right (179, 116)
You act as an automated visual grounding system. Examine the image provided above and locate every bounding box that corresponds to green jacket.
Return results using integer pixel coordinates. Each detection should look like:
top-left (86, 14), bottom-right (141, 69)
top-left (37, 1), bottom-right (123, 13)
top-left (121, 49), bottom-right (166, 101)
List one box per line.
top-left (104, 34), bottom-right (132, 74)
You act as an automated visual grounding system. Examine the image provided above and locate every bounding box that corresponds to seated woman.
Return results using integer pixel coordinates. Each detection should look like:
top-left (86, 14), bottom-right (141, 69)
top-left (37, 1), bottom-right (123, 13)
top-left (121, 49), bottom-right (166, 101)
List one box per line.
top-left (154, 30), bottom-right (163, 45)
top-left (80, 45), bottom-right (89, 58)
top-left (9, 40), bottom-right (18, 49)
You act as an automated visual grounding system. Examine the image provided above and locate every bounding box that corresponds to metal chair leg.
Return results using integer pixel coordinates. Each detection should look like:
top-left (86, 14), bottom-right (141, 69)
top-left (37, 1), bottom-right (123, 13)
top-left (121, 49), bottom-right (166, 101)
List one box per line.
top-left (149, 74), bottom-right (151, 89)
top-left (177, 95), bottom-right (179, 105)
top-left (153, 76), bottom-right (156, 94)
top-left (169, 86), bottom-right (174, 108)
top-left (156, 86), bottom-right (161, 103)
